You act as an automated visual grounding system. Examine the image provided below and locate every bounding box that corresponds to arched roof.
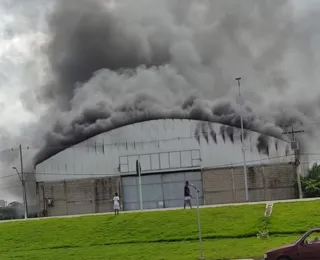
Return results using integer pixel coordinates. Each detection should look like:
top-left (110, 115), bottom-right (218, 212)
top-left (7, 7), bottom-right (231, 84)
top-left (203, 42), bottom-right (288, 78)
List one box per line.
top-left (34, 113), bottom-right (287, 166)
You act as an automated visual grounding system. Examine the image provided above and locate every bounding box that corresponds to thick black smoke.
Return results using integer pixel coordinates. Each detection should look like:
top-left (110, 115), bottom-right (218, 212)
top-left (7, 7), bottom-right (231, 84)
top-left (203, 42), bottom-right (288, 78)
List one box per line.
top-left (257, 135), bottom-right (270, 156)
top-left (43, 0), bottom-right (170, 109)
top-left (220, 126), bottom-right (226, 143)
top-left (194, 123), bottom-right (201, 144)
top-left (226, 127), bottom-right (235, 143)
top-left (4, 0), bottom-right (320, 204)
top-left (201, 122), bottom-right (209, 144)
top-left (25, 0), bottom-right (320, 165)
top-left (208, 123), bottom-right (217, 144)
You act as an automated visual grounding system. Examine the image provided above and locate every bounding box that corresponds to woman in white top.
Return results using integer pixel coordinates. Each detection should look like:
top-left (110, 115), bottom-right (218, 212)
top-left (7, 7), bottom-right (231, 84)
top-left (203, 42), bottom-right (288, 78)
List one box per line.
top-left (113, 193), bottom-right (120, 215)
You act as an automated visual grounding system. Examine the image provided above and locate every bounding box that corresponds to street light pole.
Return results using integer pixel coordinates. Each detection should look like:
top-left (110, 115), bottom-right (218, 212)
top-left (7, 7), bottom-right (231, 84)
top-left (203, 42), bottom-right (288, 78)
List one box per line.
top-left (235, 77), bottom-right (249, 202)
top-left (190, 184), bottom-right (204, 259)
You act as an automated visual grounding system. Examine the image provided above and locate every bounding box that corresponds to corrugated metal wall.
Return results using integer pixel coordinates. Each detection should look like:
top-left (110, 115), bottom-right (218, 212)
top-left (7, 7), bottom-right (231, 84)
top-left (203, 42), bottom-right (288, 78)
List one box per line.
top-left (121, 171), bottom-right (203, 210)
top-left (35, 120), bottom-right (294, 183)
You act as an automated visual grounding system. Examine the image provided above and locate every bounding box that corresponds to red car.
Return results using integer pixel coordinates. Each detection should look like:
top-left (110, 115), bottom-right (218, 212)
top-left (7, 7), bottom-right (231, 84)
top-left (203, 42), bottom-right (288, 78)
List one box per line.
top-left (264, 228), bottom-right (320, 260)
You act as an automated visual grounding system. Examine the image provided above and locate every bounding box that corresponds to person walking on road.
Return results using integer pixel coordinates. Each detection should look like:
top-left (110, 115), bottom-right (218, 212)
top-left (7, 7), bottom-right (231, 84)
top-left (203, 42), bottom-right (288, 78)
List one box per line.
top-left (113, 192), bottom-right (120, 215)
top-left (184, 181), bottom-right (192, 209)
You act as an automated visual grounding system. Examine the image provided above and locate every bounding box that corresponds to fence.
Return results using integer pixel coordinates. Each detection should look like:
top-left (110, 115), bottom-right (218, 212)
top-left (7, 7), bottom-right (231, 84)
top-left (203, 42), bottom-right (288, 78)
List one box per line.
top-left (35, 163), bottom-right (297, 217)
top-left (203, 163), bottom-right (297, 204)
top-left (37, 177), bottom-right (121, 217)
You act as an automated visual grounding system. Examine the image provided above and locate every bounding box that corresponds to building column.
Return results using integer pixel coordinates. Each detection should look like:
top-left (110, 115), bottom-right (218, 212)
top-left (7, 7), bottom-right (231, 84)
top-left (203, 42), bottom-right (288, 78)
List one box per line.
top-left (261, 165), bottom-right (267, 201)
top-left (92, 179), bottom-right (97, 213)
top-left (231, 167), bottom-right (236, 203)
top-left (64, 181), bottom-right (68, 215)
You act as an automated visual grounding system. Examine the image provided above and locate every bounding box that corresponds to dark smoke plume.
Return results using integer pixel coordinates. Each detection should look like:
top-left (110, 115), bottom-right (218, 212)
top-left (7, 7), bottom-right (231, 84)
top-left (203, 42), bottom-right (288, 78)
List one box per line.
top-left (201, 122), bottom-right (209, 144)
top-left (32, 0), bottom-right (320, 165)
top-left (226, 127), bottom-right (234, 143)
top-left (208, 123), bottom-right (217, 144)
top-left (3, 0), bottom-right (320, 170)
top-left (44, 0), bottom-right (170, 109)
top-left (257, 135), bottom-right (270, 156)
top-left (194, 124), bottom-right (201, 144)
top-left (220, 126), bottom-right (226, 143)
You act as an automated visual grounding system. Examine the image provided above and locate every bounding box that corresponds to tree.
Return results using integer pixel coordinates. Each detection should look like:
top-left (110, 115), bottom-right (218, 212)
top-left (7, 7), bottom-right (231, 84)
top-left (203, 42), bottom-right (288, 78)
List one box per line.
top-left (301, 163), bottom-right (320, 198)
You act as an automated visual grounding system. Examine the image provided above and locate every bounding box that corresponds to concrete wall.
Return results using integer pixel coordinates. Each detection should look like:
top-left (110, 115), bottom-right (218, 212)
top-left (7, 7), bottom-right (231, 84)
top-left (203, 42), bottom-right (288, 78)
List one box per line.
top-left (37, 177), bottom-right (121, 217)
top-left (203, 163), bottom-right (297, 204)
top-left (121, 170), bottom-right (203, 211)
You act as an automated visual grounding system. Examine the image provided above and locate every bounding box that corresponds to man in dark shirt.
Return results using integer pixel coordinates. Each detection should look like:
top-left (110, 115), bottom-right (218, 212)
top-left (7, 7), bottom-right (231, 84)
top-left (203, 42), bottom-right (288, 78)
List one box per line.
top-left (184, 181), bottom-right (192, 209)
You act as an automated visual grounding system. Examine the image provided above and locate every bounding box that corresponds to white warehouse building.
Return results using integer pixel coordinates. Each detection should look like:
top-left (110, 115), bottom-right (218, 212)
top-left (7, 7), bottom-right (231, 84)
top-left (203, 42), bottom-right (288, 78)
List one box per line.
top-left (33, 119), bottom-right (296, 217)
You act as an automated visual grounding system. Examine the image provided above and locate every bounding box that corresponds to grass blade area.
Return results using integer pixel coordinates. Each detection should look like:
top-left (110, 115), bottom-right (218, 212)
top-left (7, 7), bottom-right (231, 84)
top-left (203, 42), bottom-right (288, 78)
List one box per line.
top-left (269, 200), bottom-right (320, 234)
top-left (1, 235), bottom-right (298, 260)
top-left (0, 205), bottom-right (264, 252)
top-left (3, 200), bottom-right (320, 260)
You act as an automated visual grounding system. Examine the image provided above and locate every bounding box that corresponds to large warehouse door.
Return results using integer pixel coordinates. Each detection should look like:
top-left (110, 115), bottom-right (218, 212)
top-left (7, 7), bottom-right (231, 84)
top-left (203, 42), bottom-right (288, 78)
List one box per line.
top-left (121, 171), bottom-right (203, 211)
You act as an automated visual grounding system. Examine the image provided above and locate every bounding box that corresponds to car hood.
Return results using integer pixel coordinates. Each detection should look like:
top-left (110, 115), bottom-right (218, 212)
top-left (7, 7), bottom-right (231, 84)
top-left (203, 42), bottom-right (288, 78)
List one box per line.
top-left (266, 244), bottom-right (295, 254)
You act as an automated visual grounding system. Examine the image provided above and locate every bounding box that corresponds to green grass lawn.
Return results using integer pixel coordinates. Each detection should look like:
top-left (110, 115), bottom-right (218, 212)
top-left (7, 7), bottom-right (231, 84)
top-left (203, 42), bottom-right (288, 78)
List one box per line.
top-left (0, 205), bottom-right (264, 252)
top-left (1, 200), bottom-right (320, 260)
top-left (1, 235), bottom-right (298, 260)
top-left (270, 200), bottom-right (320, 234)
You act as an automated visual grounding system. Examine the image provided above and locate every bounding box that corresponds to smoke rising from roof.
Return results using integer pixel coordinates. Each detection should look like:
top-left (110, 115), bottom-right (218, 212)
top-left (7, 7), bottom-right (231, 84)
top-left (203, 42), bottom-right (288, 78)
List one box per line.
top-left (32, 0), bottom-right (320, 164)
top-left (1, 0), bottom-right (320, 183)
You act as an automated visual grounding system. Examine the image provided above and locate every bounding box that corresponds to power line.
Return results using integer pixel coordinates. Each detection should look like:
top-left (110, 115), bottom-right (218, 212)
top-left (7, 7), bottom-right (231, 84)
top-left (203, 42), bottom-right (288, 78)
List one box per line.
top-left (0, 173), bottom-right (18, 180)
top-left (0, 184), bottom-right (21, 190)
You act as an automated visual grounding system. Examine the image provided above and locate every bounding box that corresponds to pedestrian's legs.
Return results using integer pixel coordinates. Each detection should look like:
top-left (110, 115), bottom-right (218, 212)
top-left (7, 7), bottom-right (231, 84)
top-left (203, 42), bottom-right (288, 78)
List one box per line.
top-left (188, 199), bottom-right (192, 209)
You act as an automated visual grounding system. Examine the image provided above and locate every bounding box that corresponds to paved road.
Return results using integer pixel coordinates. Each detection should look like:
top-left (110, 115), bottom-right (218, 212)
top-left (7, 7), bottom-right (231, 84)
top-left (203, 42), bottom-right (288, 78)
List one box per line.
top-left (1, 197), bottom-right (319, 223)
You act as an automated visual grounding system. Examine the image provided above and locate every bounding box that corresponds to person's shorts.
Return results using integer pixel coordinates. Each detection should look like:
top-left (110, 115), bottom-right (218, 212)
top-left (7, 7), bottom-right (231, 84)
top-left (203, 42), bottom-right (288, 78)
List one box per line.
top-left (184, 196), bottom-right (191, 201)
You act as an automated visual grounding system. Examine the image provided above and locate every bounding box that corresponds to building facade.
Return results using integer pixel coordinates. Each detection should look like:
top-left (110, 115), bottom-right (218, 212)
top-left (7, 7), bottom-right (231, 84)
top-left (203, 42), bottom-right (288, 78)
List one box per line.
top-left (36, 162), bottom-right (296, 217)
top-left (35, 120), bottom-right (294, 181)
top-left (32, 120), bottom-right (298, 217)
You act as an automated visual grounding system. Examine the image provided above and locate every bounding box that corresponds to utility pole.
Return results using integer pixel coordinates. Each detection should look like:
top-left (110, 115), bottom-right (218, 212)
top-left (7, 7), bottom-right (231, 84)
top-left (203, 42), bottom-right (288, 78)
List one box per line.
top-left (235, 77), bottom-right (249, 202)
top-left (189, 183), bottom-right (204, 260)
top-left (282, 125), bottom-right (305, 199)
top-left (19, 144), bottom-right (28, 218)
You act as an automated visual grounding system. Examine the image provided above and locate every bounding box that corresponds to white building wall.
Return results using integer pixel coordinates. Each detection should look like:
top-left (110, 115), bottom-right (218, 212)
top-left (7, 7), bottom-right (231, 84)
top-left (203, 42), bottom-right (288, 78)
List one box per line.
top-left (35, 120), bottom-right (294, 182)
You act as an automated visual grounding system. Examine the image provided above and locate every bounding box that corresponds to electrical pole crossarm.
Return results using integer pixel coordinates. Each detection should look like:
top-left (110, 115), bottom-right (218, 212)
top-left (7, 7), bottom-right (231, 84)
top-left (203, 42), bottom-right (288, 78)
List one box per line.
top-left (282, 130), bottom-right (305, 134)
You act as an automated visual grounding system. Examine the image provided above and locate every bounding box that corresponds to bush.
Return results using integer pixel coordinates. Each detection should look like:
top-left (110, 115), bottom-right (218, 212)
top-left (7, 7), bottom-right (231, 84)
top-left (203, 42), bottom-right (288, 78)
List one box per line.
top-left (300, 163), bottom-right (320, 198)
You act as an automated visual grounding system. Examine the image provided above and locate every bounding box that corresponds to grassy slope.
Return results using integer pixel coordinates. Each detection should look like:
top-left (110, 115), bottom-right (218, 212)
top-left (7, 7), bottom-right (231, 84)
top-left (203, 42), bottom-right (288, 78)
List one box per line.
top-left (270, 200), bottom-right (320, 234)
top-left (2, 236), bottom-right (297, 260)
top-left (2, 200), bottom-right (320, 260)
top-left (0, 205), bottom-right (264, 252)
